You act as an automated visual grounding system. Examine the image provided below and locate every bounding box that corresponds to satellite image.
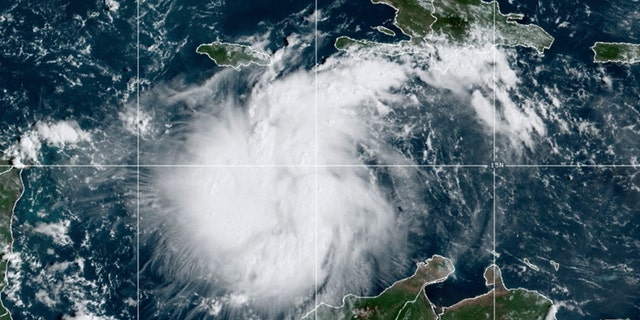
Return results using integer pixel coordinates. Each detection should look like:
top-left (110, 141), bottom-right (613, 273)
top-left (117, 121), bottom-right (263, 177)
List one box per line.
top-left (0, 0), bottom-right (639, 319)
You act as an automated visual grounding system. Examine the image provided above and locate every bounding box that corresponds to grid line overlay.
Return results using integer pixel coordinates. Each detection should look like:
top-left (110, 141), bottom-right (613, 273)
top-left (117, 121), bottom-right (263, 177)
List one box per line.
top-left (136, 0), bottom-right (141, 318)
top-left (314, 0), bottom-right (319, 315)
top-left (492, 3), bottom-right (497, 320)
top-left (15, 164), bottom-right (639, 168)
top-left (0, 1), bottom-right (634, 319)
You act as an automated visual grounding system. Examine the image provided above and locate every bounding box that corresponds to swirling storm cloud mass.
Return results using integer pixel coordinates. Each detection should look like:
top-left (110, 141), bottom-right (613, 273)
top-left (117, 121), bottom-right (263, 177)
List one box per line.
top-left (132, 34), bottom-right (547, 318)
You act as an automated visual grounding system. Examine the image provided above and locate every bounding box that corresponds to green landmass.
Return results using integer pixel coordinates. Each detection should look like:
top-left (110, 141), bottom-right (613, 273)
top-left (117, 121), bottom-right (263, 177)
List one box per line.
top-left (339, 0), bottom-right (554, 54)
top-left (372, 0), bottom-right (436, 42)
top-left (335, 36), bottom-right (419, 58)
top-left (396, 288), bottom-right (437, 320)
top-left (196, 41), bottom-right (270, 71)
top-left (303, 260), bottom-right (555, 320)
top-left (0, 161), bottom-right (22, 320)
top-left (591, 42), bottom-right (640, 64)
top-left (440, 265), bottom-right (554, 320)
top-left (441, 289), bottom-right (553, 320)
top-left (335, 37), bottom-right (380, 51)
top-left (302, 255), bottom-right (454, 320)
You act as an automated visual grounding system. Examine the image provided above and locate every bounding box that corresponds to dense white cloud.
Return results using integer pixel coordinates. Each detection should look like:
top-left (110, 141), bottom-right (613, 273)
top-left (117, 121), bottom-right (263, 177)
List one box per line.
top-left (35, 121), bottom-right (90, 146)
top-left (142, 38), bottom-right (413, 318)
top-left (5, 120), bottom-right (91, 167)
top-left (139, 32), bottom-right (555, 318)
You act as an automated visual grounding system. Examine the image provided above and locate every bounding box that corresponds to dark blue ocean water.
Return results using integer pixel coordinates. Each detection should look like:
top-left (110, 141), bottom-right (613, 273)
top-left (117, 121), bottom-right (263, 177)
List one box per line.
top-left (8, 167), bottom-right (137, 319)
top-left (1, 0), bottom-right (640, 319)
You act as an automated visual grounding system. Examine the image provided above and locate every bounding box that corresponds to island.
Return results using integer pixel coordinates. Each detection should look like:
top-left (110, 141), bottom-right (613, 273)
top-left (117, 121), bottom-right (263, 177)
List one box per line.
top-left (336, 0), bottom-right (554, 54)
top-left (591, 42), bottom-right (640, 64)
top-left (196, 41), bottom-right (270, 71)
top-left (0, 161), bottom-right (22, 320)
top-left (302, 256), bottom-right (556, 320)
top-left (375, 26), bottom-right (397, 37)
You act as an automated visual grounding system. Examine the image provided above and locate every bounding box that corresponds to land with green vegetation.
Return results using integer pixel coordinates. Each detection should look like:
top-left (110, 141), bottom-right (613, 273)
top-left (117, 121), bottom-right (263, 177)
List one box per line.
top-left (334, 36), bottom-right (420, 58)
top-left (196, 41), bottom-right (270, 71)
top-left (303, 259), bottom-right (555, 320)
top-left (336, 0), bottom-right (554, 54)
top-left (591, 42), bottom-right (640, 64)
top-left (0, 161), bottom-right (22, 320)
top-left (440, 265), bottom-right (554, 320)
top-left (335, 37), bottom-right (381, 51)
top-left (302, 255), bottom-right (454, 320)
top-left (371, 0), bottom-right (436, 41)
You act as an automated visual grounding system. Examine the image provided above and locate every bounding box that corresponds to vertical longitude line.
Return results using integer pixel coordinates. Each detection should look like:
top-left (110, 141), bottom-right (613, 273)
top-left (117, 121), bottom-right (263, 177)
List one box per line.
top-left (492, 2), bottom-right (497, 320)
top-left (492, 8), bottom-right (497, 161)
top-left (314, 0), bottom-right (319, 315)
top-left (136, 0), bottom-right (141, 319)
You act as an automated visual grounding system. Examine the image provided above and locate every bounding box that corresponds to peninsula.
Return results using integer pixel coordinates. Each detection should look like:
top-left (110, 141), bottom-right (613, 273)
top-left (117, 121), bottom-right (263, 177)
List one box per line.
top-left (302, 255), bottom-right (454, 320)
top-left (440, 265), bottom-right (554, 320)
top-left (302, 256), bottom-right (556, 320)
